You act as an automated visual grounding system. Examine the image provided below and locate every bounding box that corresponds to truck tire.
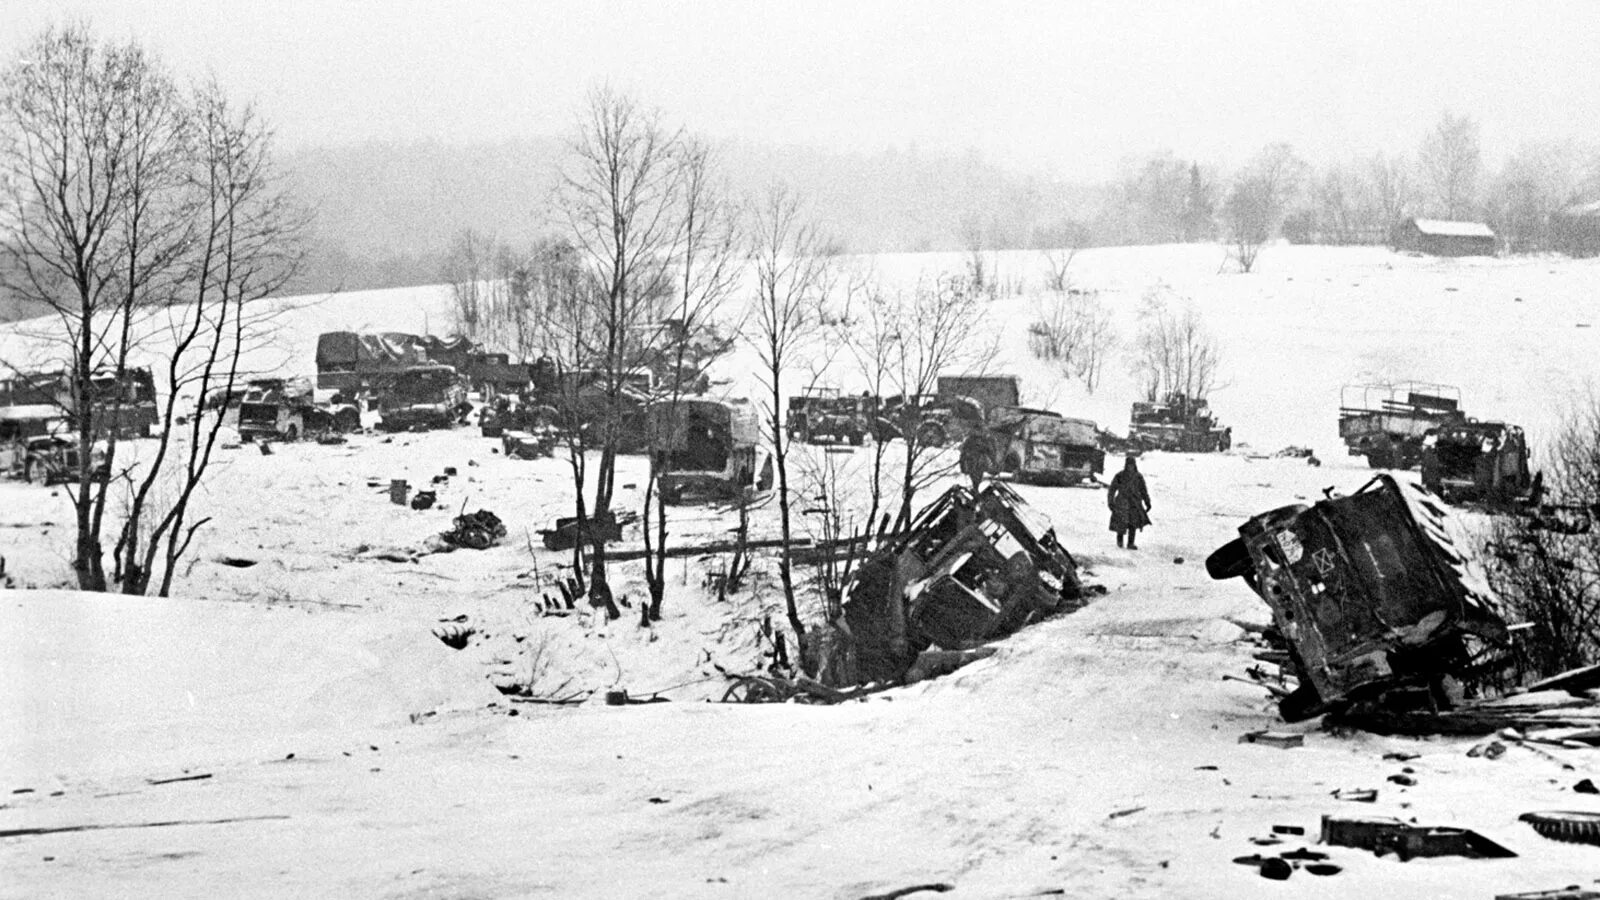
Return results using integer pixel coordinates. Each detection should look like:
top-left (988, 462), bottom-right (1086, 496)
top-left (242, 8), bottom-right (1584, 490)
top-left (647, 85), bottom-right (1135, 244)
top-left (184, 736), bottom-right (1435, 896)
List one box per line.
top-left (284, 424), bottom-right (299, 442)
top-left (848, 428), bottom-right (864, 446)
top-left (25, 460), bottom-right (50, 486)
top-left (1365, 446), bottom-right (1396, 469)
top-left (1205, 538), bottom-right (1252, 580)
top-left (917, 422), bottom-right (947, 447)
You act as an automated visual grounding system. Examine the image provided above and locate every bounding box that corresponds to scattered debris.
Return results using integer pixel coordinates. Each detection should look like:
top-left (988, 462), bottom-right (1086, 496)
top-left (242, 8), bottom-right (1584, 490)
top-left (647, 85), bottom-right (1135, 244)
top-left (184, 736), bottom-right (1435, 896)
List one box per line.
top-left (539, 510), bottom-right (636, 551)
top-left (1321, 814), bottom-right (1516, 860)
top-left (1387, 773), bottom-right (1417, 786)
top-left (145, 773), bottom-right (212, 786)
top-left (1272, 824), bottom-right (1305, 835)
top-left (1575, 779), bottom-right (1598, 794)
top-left (440, 509), bottom-right (507, 550)
top-left (389, 479), bottom-right (409, 505)
top-left (1495, 889), bottom-right (1600, 900)
top-left (1239, 730), bottom-right (1303, 749)
top-left (1519, 811), bottom-right (1600, 846)
top-left (433, 624), bottom-right (475, 649)
top-left (410, 490), bottom-right (437, 511)
top-left (1332, 788), bottom-right (1378, 803)
top-left (1107, 806), bottom-right (1145, 820)
top-left (216, 557), bottom-right (258, 568)
top-left (0, 815), bottom-right (289, 839)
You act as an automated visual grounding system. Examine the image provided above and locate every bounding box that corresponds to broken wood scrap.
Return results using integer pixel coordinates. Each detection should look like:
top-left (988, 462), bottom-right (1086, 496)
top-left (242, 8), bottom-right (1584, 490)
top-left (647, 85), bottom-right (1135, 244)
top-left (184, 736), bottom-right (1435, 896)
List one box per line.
top-left (145, 773), bottom-right (212, 786)
top-left (608, 536), bottom-right (814, 562)
top-left (1331, 703), bottom-right (1600, 737)
top-left (0, 814), bottom-right (289, 839)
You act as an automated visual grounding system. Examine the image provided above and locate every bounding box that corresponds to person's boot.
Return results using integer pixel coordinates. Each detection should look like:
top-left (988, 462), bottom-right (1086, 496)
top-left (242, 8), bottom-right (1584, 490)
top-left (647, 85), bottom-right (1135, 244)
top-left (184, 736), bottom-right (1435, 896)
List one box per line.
top-left (1127, 530), bottom-right (1139, 550)
top-left (1116, 531), bottom-right (1124, 548)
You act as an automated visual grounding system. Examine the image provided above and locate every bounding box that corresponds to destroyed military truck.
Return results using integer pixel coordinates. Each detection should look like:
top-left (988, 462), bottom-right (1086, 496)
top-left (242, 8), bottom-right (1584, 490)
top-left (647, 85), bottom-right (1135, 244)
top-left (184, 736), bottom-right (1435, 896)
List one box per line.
top-left (786, 387), bottom-right (873, 445)
top-left (1206, 474), bottom-right (1509, 722)
top-left (648, 397), bottom-right (772, 504)
top-left (1420, 420), bottom-right (1540, 507)
top-left (1129, 392), bottom-right (1231, 452)
top-left (871, 374), bottom-right (1019, 448)
top-left (236, 377), bottom-right (361, 442)
top-left (315, 332), bottom-right (469, 432)
top-left (1339, 382), bottom-right (1466, 469)
top-left (987, 408), bottom-right (1106, 486)
top-left (0, 366), bottom-right (159, 440)
top-left (0, 414), bottom-right (108, 485)
top-left (843, 482), bottom-right (1088, 684)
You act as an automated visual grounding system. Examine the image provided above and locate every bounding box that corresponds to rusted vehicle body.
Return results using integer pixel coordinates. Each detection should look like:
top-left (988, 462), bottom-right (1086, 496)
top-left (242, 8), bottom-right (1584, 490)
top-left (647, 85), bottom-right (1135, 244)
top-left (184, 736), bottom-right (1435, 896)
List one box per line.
top-left (1129, 392), bottom-right (1231, 452)
top-left (989, 408), bottom-right (1106, 486)
top-left (648, 397), bottom-right (771, 504)
top-left (1339, 382), bottom-right (1465, 469)
top-left (844, 483), bottom-right (1088, 682)
top-left (1421, 421), bottom-right (1540, 506)
top-left (1207, 474), bottom-right (1508, 721)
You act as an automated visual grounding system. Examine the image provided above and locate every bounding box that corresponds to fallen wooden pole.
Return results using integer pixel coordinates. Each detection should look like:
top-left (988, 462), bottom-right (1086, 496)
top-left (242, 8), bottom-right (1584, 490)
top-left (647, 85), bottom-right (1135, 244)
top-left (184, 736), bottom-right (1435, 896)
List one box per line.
top-left (0, 814), bottom-right (289, 839)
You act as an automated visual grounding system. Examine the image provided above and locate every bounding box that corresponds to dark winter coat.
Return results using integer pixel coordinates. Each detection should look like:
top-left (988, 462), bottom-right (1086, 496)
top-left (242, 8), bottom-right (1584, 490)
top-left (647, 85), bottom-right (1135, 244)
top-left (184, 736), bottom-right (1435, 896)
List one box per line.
top-left (1108, 468), bottom-right (1151, 532)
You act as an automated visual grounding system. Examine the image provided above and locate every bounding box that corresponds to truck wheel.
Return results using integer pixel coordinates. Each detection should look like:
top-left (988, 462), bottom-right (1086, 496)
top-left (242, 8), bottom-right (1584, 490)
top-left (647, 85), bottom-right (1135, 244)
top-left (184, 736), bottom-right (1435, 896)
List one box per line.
top-left (848, 429), bottom-right (864, 446)
top-left (917, 423), bottom-right (947, 447)
top-left (1003, 453), bottom-right (1022, 473)
top-left (284, 425), bottom-right (299, 442)
top-left (661, 483), bottom-right (684, 505)
top-left (1205, 538), bottom-right (1252, 580)
top-left (1277, 683), bottom-right (1331, 723)
top-left (25, 460), bottom-right (49, 486)
top-left (1365, 446), bottom-right (1396, 469)
top-left (334, 408), bottom-right (361, 433)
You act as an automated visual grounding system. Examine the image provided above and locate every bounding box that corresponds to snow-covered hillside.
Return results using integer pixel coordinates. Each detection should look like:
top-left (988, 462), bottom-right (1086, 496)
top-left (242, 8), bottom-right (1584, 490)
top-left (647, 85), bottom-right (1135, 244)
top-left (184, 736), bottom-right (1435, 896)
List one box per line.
top-left (3, 243), bottom-right (1599, 898)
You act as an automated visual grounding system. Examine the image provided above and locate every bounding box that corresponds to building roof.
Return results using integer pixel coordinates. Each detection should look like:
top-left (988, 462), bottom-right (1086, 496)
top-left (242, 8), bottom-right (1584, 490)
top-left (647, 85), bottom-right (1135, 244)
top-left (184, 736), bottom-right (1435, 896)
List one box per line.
top-left (1408, 218), bottom-right (1496, 239)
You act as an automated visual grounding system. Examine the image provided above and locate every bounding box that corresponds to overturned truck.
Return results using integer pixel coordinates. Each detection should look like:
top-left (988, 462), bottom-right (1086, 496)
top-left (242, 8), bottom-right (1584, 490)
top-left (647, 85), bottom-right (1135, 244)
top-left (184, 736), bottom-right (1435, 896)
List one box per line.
top-left (841, 483), bottom-right (1090, 684)
top-left (1207, 474), bottom-right (1510, 722)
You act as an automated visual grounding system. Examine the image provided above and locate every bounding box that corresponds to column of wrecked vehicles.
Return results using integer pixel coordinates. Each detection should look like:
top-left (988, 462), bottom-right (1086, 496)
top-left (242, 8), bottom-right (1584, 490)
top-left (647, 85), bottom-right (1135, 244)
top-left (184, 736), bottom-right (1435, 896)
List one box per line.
top-left (1338, 381), bottom-right (1541, 508)
top-left (0, 367), bottom-right (154, 484)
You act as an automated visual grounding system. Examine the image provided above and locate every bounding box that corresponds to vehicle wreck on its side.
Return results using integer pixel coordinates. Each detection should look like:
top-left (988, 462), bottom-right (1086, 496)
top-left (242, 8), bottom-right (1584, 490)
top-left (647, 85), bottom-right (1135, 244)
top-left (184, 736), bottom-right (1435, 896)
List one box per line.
top-left (841, 482), bottom-right (1091, 684)
top-left (1208, 474), bottom-right (1510, 721)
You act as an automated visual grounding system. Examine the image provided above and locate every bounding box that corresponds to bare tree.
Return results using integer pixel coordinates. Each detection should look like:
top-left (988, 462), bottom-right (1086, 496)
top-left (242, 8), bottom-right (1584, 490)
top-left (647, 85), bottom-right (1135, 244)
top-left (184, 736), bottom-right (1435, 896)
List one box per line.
top-left (1419, 111), bottom-right (1482, 219)
top-left (1028, 287), bottom-right (1118, 393)
top-left (748, 183), bottom-right (833, 647)
top-left (443, 228), bottom-right (490, 341)
top-left (1131, 287), bottom-right (1221, 403)
top-left (114, 84), bottom-right (303, 595)
top-left (880, 273), bottom-right (994, 531)
top-left (1, 27), bottom-right (301, 593)
top-left (1487, 395), bottom-right (1600, 678)
top-left (556, 86), bottom-right (684, 615)
top-left (1488, 142), bottom-right (1583, 254)
top-left (1220, 143), bottom-right (1306, 273)
top-left (1365, 151), bottom-right (1413, 242)
top-left (642, 137), bottom-right (741, 622)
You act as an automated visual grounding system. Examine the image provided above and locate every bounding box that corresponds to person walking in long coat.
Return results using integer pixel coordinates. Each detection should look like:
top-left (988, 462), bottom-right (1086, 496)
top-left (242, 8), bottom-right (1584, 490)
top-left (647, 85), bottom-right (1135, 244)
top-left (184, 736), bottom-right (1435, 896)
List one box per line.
top-left (1108, 454), bottom-right (1152, 549)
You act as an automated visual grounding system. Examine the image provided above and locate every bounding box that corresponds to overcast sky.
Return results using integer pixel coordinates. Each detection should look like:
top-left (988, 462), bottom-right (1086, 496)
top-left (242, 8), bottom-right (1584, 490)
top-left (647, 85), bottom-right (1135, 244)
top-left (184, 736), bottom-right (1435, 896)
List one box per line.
top-left (5, 1), bottom-right (1597, 177)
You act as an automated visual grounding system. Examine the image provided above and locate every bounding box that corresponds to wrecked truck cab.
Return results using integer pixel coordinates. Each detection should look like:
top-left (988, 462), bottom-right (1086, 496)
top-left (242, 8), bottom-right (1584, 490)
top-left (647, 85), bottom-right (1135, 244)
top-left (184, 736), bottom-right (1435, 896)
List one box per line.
top-left (844, 482), bottom-right (1088, 683)
top-left (1208, 474), bottom-right (1508, 722)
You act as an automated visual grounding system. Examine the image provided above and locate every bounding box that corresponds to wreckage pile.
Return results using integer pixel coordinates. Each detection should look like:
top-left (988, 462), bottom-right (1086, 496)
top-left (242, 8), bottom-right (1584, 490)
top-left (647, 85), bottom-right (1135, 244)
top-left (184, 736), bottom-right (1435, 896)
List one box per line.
top-left (829, 482), bottom-right (1095, 687)
top-left (441, 509), bottom-right (507, 550)
top-left (1208, 473), bottom-right (1600, 741)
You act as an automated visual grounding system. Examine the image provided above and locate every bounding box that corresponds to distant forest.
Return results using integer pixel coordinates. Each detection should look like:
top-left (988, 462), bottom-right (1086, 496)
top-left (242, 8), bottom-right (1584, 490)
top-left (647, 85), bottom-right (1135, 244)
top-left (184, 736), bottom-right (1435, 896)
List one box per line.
top-left (272, 136), bottom-right (1108, 298)
top-left (7, 118), bottom-right (1597, 317)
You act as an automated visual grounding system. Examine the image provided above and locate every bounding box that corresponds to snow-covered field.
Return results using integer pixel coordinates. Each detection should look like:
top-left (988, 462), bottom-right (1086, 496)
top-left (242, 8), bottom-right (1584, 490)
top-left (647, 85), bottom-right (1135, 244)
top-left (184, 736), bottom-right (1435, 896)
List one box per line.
top-left (3, 244), bottom-right (1600, 898)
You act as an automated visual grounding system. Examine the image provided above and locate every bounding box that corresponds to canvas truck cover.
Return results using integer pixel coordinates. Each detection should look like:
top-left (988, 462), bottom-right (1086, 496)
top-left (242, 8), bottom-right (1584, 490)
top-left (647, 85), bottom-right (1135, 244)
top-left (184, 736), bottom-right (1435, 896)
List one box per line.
top-left (1027, 415), bottom-right (1098, 447)
top-left (937, 375), bottom-right (1021, 414)
top-left (315, 332), bottom-right (429, 372)
top-left (648, 398), bottom-right (760, 455)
